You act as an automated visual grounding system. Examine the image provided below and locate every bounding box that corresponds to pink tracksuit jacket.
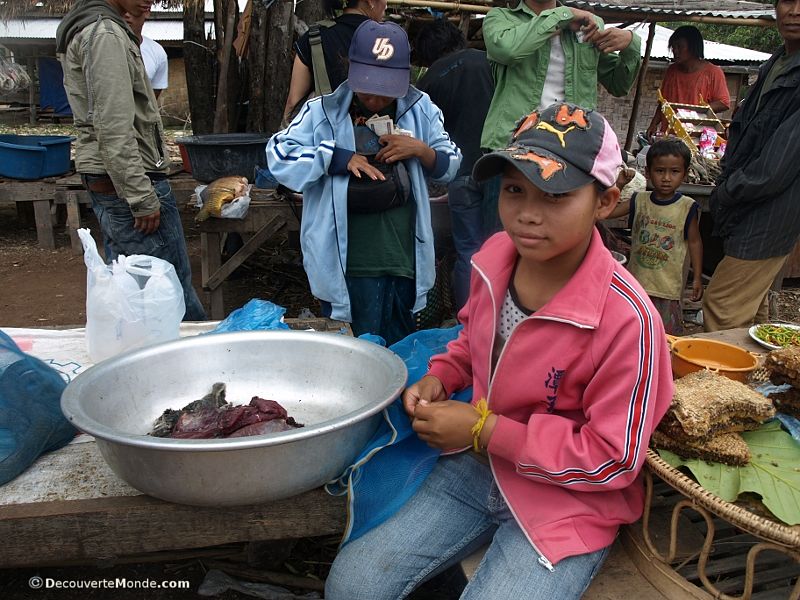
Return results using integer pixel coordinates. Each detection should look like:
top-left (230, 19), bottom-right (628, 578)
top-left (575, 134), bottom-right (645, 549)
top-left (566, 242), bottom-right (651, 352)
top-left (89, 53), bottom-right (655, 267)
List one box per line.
top-left (427, 228), bottom-right (674, 569)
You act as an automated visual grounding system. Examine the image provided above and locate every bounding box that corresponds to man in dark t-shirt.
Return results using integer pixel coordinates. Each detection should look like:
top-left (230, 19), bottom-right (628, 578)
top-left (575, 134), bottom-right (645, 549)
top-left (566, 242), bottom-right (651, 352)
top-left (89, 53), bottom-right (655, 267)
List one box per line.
top-left (415, 20), bottom-right (494, 311)
top-left (282, 1), bottom-right (385, 126)
top-left (294, 13), bottom-right (368, 93)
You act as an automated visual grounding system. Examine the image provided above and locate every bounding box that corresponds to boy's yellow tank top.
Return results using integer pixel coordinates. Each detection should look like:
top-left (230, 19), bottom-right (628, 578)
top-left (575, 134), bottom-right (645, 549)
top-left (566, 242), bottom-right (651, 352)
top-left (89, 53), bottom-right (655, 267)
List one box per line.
top-left (628, 191), bottom-right (697, 301)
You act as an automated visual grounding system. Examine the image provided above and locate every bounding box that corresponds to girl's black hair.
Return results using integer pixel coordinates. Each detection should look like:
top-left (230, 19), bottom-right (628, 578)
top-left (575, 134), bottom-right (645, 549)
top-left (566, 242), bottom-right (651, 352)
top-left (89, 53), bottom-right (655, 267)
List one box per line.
top-left (323, 0), bottom-right (360, 16)
top-left (646, 137), bottom-right (692, 171)
top-left (668, 25), bottom-right (705, 60)
top-left (413, 19), bottom-right (467, 68)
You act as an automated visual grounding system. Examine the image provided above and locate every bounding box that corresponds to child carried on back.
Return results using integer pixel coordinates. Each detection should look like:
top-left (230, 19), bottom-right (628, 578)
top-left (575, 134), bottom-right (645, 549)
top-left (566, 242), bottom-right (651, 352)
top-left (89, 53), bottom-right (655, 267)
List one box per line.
top-left (325, 104), bottom-right (674, 600)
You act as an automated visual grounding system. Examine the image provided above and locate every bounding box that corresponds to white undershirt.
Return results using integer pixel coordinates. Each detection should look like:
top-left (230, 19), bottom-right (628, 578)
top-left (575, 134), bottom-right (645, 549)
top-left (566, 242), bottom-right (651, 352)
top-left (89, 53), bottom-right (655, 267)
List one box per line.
top-left (498, 289), bottom-right (530, 341)
top-left (140, 36), bottom-right (169, 91)
top-left (539, 34), bottom-right (566, 111)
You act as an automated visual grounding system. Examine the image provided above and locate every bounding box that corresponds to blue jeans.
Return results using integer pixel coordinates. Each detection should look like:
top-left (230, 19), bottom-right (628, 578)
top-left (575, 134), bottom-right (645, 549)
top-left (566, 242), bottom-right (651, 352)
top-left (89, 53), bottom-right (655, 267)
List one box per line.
top-left (321, 275), bottom-right (416, 346)
top-left (325, 452), bottom-right (611, 600)
top-left (254, 165), bottom-right (280, 189)
top-left (87, 178), bottom-right (207, 321)
top-left (448, 176), bottom-right (487, 311)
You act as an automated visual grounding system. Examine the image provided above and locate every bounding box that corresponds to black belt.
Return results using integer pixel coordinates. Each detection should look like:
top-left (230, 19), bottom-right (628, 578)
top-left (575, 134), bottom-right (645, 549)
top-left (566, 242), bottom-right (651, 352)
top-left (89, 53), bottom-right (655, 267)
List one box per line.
top-left (81, 174), bottom-right (115, 194)
top-left (81, 172), bottom-right (167, 192)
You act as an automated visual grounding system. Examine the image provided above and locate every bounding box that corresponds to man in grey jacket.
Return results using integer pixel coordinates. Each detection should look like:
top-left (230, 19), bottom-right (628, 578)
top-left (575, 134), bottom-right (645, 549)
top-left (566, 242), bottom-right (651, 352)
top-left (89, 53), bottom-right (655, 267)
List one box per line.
top-left (56, 0), bottom-right (206, 320)
top-left (703, 0), bottom-right (800, 331)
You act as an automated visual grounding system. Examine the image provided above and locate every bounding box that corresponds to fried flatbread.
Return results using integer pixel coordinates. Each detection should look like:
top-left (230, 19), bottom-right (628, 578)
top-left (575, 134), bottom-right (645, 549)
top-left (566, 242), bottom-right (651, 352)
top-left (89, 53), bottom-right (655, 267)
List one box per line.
top-left (651, 430), bottom-right (751, 466)
top-left (661, 370), bottom-right (775, 442)
top-left (768, 386), bottom-right (800, 419)
top-left (766, 345), bottom-right (800, 388)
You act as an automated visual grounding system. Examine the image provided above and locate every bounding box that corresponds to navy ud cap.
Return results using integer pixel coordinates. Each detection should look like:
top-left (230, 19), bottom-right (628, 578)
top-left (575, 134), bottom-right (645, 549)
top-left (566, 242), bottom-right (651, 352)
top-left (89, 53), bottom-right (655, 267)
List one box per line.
top-left (348, 20), bottom-right (411, 98)
top-left (473, 103), bottom-right (623, 194)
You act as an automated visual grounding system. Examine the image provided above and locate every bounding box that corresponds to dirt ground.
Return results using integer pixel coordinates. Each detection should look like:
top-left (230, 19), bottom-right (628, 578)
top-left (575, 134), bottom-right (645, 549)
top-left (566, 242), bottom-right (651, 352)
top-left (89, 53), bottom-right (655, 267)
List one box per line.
top-left (0, 196), bottom-right (322, 328)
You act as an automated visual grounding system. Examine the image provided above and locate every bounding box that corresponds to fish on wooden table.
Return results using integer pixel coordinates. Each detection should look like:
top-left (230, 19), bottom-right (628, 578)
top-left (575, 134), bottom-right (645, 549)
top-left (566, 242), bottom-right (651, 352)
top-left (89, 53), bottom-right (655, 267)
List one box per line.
top-left (195, 176), bottom-right (249, 222)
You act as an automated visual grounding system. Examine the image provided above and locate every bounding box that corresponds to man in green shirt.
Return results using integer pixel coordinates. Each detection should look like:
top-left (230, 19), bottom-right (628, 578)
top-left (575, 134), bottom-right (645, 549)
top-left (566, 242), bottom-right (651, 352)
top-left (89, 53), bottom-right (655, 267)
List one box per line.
top-left (481, 0), bottom-right (641, 151)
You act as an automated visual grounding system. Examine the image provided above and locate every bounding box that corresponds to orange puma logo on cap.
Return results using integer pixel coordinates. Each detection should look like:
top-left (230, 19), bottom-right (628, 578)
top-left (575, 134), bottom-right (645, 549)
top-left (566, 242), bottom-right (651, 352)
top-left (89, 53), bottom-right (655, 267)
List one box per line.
top-left (511, 150), bottom-right (564, 180)
top-left (555, 105), bottom-right (590, 129)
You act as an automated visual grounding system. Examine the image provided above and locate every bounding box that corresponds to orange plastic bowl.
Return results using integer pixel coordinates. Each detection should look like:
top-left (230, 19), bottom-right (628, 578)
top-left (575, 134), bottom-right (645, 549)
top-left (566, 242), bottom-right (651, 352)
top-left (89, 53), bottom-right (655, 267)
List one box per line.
top-left (668, 337), bottom-right (759, 382)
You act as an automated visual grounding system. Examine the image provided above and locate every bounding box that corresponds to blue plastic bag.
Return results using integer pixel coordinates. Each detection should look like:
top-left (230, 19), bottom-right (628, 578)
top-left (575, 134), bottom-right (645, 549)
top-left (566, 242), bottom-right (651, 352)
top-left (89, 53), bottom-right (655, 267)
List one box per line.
top-left (254, 165), bottom-right (280, 189)
top-left (0, 330), bottom-right (77, 485)
top-left (326, 326), bottom-right (472, 544)
top-left (209, 299), bottom-right (291, 333)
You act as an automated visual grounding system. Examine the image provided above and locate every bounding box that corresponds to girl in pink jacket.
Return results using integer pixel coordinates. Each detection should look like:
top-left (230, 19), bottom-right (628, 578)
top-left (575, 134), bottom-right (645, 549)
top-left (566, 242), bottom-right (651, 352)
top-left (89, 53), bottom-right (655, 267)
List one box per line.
top-left (326, 104), bottom-right (674, 600)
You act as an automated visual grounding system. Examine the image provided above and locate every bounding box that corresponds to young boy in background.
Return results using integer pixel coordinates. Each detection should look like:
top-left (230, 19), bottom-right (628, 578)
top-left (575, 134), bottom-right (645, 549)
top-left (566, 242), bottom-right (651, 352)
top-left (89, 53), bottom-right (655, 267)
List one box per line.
top-left (609, 137), bottom-right (703, 334)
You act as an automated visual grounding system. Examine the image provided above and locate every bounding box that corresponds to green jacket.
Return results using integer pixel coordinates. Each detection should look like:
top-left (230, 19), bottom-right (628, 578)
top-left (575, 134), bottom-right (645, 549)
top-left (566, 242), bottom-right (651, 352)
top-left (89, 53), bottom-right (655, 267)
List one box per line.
top-left (58, 11), bottom-right (169, 216)
top-left (480, 2), bottom-right (641, 151)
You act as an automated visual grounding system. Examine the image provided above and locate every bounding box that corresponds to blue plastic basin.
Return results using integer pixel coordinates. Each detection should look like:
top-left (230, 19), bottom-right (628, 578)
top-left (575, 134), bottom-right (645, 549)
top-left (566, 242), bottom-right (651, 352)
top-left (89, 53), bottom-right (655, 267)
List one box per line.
top-left (0, 135), bottom-right (74, 180)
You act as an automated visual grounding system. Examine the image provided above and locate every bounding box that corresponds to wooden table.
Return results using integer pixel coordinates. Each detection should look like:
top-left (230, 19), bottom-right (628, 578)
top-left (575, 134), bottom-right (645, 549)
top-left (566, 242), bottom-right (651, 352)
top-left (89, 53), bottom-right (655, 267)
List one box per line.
top-left (0, 173), bottom-right (87, 251)
top-left (0, 320), bottom-right (351, 568)
top-left (199, 189), bottom-right (453, 320)
top-left (0, 439), bottom-right (346, 568)
top-left (198, 190), bottom-right (298, 319)
top-left (51, 171), bottom-right (201, 255)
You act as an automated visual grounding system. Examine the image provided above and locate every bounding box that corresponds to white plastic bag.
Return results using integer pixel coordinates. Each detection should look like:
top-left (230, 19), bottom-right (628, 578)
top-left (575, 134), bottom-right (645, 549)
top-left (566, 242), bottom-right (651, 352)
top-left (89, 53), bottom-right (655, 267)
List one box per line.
top-left (77, 229), bottom-right (186, 363)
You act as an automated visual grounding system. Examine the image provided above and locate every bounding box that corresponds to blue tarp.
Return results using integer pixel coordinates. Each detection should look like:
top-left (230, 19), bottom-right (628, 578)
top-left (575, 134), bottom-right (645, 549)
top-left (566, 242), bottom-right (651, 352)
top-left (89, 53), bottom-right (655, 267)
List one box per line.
top-left (37, 58), bottom-right (72, 116)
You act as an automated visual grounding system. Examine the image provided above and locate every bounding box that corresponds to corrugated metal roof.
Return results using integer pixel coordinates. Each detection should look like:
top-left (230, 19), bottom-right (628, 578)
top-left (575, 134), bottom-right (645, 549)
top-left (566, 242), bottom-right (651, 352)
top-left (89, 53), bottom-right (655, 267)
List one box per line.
top-left (152, 0), bottom-right (250, 11)
top-left (0, 17), bottom-right (210, 42)
top-left (568, 0), bottom-right (775, 21)
top-left (623, 23), bottom-right (771, 64)
top-left (0, 19), bottom-right (61, 40)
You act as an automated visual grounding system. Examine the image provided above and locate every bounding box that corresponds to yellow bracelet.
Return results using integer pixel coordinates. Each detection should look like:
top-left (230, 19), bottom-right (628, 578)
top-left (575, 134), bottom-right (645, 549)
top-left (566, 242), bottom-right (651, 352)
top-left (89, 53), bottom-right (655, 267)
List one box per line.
top-left (470, 398), bottom-right (493, 453)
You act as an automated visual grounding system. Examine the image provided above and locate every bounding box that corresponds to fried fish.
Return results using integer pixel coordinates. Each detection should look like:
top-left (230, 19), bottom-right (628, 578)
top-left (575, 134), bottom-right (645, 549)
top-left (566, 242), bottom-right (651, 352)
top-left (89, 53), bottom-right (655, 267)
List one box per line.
top-left (195, 176), bottom-right (249, 222)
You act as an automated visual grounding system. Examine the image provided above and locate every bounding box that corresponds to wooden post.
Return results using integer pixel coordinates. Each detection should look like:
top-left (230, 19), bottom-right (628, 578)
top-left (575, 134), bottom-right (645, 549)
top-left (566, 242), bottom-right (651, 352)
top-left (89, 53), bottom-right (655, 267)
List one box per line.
top-left (183, 0), bottom-right (216, 135)
top-left (624, 22), bottom-right (656, 152)
top-left (213, 0), bottom-right (238, 133)
top-left (27, 56), bottom-right (36, 125)
top-left (459, 12), bottom-right (471, 41)
top-left (263, 0), bottom-right (295, 133)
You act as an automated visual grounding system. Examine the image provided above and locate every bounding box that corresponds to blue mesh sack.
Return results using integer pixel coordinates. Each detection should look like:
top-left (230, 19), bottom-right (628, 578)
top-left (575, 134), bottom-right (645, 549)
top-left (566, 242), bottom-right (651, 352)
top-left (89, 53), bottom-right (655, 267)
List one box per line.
top-left (0, 330), bottom-right (77, 485)
top-left (326, 326), bottom-right (472, 544)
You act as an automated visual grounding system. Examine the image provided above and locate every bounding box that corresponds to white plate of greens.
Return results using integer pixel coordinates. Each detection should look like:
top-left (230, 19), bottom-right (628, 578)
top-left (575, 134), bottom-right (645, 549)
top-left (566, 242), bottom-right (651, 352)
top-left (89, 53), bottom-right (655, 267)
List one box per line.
top-left (749, 323), bottom-right (800, 351)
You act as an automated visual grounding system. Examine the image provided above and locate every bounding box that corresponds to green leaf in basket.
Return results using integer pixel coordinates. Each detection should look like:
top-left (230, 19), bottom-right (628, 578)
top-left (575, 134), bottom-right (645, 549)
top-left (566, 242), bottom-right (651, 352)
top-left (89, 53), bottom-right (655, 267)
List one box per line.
top-left (657, 421), bottom-right (800, 525)
top-left (657, 449), bottom-right (742, 502)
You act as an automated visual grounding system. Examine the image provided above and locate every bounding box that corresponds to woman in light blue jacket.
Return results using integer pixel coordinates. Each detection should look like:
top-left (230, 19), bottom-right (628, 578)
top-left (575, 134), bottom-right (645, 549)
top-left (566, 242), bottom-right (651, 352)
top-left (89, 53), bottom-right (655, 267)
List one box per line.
top-left (267, 20), bottom-right (461, 344)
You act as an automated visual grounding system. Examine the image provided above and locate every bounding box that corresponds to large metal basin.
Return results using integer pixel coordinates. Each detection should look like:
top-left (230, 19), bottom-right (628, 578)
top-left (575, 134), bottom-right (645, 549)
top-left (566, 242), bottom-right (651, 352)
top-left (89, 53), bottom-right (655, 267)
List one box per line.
top-left (61, 331), bottom-right (407, 506)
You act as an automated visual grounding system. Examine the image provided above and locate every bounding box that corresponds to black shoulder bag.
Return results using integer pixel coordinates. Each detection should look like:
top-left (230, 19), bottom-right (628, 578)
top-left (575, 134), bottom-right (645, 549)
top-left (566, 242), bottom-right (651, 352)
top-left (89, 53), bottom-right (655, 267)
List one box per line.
top-left (347, 156), bottom-right (411, 214)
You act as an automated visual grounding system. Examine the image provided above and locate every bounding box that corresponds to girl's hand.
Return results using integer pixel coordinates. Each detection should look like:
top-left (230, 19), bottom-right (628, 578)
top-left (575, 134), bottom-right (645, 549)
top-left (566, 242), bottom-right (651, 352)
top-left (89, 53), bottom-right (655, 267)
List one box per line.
top-left (347, 153), bottom-right (385, 180)
top-left (412, 400), bottom-right (479, 450)
top-left (402, 375), bottom-right (446, 417)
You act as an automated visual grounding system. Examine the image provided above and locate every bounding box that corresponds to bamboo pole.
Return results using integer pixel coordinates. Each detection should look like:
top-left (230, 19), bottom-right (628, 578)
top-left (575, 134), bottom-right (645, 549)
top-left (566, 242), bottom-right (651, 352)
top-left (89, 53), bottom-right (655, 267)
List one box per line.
top-left (625, 21), bottom-right (656, 152)
top-left (387, 0), bottom-right (490, 14)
